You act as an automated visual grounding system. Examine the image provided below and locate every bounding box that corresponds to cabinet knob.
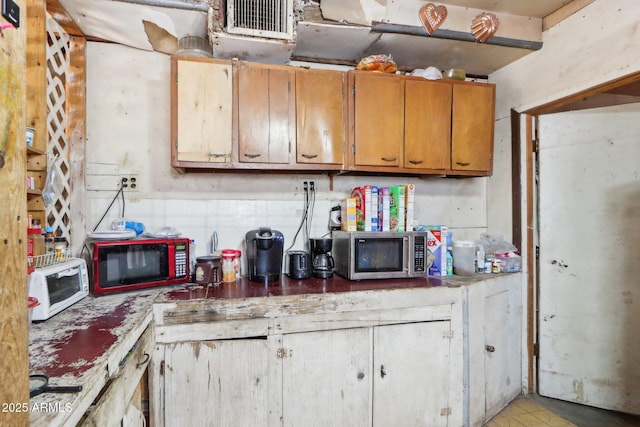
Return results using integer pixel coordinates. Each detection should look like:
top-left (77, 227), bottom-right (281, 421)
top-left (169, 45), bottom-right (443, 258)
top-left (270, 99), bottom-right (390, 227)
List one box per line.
top-left (357, 372), bottom-right (365, 380)
top-left (243, 153), bottom-right (261, 159)
top-left (301, 153), bottom-right (318, 159)
top-left (380, 365), bottom-right (387, 378)
top-left (485, 345), bottom-right (496, 353)
top-left (381, 157), bottom-right (397, 162)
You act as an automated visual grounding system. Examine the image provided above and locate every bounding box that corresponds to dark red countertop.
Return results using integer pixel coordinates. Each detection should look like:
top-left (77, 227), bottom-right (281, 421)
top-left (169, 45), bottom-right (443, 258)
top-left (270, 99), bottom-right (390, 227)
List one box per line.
top-left (158, 274), bottom-right (469, 301)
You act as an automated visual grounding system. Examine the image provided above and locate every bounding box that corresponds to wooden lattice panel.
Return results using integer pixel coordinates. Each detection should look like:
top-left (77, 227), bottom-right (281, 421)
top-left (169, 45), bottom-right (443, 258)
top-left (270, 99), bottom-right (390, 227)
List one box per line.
top-left (46, 16), bottom-right (71, 239)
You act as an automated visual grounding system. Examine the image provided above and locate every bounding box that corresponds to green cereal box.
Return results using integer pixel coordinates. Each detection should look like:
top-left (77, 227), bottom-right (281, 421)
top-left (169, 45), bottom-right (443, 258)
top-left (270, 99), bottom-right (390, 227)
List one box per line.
top-left (389, 185), bottom-right (405, 232)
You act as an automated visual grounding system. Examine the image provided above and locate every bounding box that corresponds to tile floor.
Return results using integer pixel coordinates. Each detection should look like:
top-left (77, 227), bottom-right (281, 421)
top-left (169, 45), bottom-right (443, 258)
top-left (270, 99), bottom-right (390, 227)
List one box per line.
top-left (486, 395), bottom-right (640, 427)
top-left (486, 396), bottom-right (577, 427)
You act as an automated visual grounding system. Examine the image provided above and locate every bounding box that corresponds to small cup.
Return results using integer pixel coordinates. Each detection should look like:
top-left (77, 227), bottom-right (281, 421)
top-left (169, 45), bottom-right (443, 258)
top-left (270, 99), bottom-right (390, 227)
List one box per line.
top-left (26, 127), bottom-right (34, 147)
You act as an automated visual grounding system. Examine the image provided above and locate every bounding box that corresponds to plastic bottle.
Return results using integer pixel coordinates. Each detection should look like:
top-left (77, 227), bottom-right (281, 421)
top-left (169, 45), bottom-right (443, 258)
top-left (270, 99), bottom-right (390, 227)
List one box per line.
top-left (446, 233), bottom-right (453, 276)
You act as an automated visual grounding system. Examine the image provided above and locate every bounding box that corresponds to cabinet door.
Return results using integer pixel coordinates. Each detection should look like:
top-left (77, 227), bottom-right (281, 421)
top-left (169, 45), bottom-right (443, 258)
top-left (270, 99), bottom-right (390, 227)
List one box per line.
top-left (404, 79), bottom-right (452, 170)
top-left (281, 328), bottom-right (370, 427)
top-left (352, 72), bottom-right (404, 167)
top-left (484, 288), bottom-right (521, 420)
top-left (295, 68), bottom-right (346, 165)
top-left (163, 339), bottom-right (270, 426)
top-left (237, 62), bottom-right (294, 164)
top-left (373, 321), bottom-right (452, 427)
top-left (451, 83), bottom-right (495, 173)
top-left (173, 58), bottom-right (233, 164)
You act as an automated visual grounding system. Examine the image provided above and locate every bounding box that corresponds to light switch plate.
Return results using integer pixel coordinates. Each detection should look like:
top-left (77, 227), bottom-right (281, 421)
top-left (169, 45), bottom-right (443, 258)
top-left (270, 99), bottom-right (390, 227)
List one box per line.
top-left (1, 0), bottom-right (20, 28)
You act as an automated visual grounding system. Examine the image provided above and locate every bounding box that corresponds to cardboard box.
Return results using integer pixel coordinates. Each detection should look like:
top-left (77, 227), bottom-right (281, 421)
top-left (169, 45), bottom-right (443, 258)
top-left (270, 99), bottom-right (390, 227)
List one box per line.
top-left (389, 185), bottom-right (406, 232)
top-left (351, 186), bottom-right (377, 231)
top-left (416, 225), bottom-right (448, 276)
top-left (340, 198), bottom-right (357, 232)
top-left (370, 186), bottom-right (379, 232)
top-left (405, 184), bottom-right (415, 232)
top-left (378, 187), bottom-right (391, 232)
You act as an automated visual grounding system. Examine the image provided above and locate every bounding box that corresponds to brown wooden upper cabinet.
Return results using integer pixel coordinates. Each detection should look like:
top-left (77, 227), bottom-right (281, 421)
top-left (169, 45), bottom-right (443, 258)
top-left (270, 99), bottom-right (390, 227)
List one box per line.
top-left (349, 71), bottom-right (405, 170)
top-left (171, 57), bottom-right (233, 167)
top-left (236, 61), bottom-right (295, 164)
top-left (295, 68), bottom-right (347, 168)
top-left (404, 77), bottom-right (452, 172)
top-left (451, 82), bottom-right (495, 174)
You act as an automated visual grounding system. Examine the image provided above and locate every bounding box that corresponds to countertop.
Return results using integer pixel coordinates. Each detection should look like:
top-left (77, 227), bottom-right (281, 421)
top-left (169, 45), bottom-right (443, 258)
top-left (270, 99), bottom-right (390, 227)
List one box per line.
top-left (27, 272), bottom-right (509, 425)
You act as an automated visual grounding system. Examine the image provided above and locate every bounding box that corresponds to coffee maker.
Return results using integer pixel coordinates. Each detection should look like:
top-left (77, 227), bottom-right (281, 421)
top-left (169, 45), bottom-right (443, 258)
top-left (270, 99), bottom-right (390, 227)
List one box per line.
top-left (245, 227), bottom-right (284, 283)
top-left (310, 238), bottom-right (334, 278)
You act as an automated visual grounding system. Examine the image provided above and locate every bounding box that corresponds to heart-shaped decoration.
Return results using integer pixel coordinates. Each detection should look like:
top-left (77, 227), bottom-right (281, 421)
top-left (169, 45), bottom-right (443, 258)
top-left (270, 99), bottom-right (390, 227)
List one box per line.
top-left (419, 3), bottom-right (448, 35)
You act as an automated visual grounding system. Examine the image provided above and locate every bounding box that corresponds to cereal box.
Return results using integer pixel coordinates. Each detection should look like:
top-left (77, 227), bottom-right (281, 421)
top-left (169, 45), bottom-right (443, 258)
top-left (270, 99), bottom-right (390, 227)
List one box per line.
top-left (389, 185), bottom-right (406, 232)
top-left (340, 198), bottom-right (357, 232)
top-left (405, 184), bottom-right (415, 232)
top-left (370, 186), bottom-right (379, 231)
top-left (352, 186), bottom-right (376, 231)
top-left (416, 225), bottom-right (448, 276)
top-left (378, 187), bottom-right (391, 232)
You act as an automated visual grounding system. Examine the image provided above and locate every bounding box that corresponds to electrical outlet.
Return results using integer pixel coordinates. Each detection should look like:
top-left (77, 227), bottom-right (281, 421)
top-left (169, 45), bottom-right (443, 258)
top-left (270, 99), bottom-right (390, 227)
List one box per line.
top-left (299, 178), bottom-right (316, 192)
top-left (1, 0), bottom-right (20, 28)
top-left (120, 175), bottom-right (139, 192)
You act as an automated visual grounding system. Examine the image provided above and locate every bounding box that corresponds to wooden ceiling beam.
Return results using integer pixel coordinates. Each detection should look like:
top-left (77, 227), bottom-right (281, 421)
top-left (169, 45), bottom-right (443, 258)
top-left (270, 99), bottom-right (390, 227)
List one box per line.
top-left (543, 0), bottom-right (596, 31)
top-left (46, 0), bottom-right (84, 37)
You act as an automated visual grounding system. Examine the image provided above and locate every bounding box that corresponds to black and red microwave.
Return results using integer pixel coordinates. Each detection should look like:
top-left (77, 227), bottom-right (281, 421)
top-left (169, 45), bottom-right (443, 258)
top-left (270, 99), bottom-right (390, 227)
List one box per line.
top-left (90, 237), bottom-right (190, 295)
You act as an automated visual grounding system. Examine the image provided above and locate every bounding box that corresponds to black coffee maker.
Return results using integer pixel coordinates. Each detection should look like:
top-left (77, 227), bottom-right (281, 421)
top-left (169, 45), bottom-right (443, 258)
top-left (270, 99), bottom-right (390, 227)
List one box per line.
top-left (245, 227), bottom-right (284, 283)
top-left (310, 238), bottom-right (334, 278)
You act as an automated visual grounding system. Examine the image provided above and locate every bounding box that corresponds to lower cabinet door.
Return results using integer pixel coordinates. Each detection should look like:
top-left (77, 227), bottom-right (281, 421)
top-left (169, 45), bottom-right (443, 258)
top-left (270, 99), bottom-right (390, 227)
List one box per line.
top-left (163, 339), bottom-right (270, 426)
top-left (372, 321), bottom-right (452, 427)
top-left (281, 328), bottom-right (371, 427)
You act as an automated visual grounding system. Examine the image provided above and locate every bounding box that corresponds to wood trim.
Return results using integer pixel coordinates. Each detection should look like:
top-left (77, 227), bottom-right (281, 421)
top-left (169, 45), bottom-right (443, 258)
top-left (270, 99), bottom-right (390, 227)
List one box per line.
top-left (525, 71), bottom-right (640, 115)
top-left (510, 109), bottom-right (521, 251)
top-left (46, 0), bottom-right (84, 36)
top-left (525, 114), bottom-right (535, 393)
top-left (542, 0), bottom-right (596, 31)
top-left (67, 36), bottom-right (86, 251)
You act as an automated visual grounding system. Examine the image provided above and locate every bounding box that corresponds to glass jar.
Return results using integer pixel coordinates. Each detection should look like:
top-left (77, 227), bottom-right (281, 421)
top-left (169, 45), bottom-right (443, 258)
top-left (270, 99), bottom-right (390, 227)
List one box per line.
top-left (221, 250), bottom-right (236, 282)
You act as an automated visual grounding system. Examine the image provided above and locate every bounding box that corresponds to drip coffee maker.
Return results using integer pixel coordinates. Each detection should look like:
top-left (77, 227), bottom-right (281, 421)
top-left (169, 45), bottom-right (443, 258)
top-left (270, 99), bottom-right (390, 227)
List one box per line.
top-left (310, 238), bottom-right (334, 278)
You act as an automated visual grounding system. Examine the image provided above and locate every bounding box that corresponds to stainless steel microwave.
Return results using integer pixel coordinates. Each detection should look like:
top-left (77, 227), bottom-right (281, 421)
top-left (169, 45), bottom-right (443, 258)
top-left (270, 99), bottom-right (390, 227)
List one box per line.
top-left (332, 231), bottom-right (428, 280)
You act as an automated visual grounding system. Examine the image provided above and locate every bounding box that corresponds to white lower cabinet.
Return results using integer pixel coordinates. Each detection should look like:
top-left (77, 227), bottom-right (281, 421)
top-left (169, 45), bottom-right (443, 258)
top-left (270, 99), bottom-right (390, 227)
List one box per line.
top-left (162, 338), bottom-right (271, 427)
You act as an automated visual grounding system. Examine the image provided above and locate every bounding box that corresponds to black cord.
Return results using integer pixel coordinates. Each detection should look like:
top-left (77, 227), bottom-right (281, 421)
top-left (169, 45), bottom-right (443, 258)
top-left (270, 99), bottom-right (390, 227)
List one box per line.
top-left (285, 184), bottom-right (310, 253)
top-left (92, 185), bottom-right (125, 232)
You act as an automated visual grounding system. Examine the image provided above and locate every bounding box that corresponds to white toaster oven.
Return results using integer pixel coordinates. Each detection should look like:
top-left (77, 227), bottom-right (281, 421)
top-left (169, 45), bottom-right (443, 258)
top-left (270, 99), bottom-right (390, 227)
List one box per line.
top-left (28, 258), bottom-right (89, 321)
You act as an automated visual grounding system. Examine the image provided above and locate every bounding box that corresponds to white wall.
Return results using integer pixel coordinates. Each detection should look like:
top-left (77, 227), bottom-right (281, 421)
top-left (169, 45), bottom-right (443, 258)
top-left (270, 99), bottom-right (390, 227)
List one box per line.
top-left (84, 42), bottom-right (490, 262)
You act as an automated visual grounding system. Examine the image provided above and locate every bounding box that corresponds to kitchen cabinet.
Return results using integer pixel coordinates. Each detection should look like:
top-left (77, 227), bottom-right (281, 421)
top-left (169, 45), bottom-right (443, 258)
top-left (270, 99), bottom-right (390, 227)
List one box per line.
top-left (467, 275), bottom-right (523, 426)
top-left (152, 287), bottom-right (465, 426)
top-left (295, 68), bottom-right (346, 168)
top-left (162, 338), bottom-right (271, 426)
top-left (171, 57), bottom-right (233, 166)
top-left (404, 77), bottom-right (452, 172)
top-left (236, 61), bottom-right (295, 164)
top-left (349, 71), bottom-right (405, 169)
top-left (451, 82), bottom-right (495, 175)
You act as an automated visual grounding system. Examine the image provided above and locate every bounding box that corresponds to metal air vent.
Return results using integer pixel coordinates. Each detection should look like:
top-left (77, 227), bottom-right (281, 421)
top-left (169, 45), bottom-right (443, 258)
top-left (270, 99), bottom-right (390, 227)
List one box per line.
top-left (227, 0), bottom-right (294, 40)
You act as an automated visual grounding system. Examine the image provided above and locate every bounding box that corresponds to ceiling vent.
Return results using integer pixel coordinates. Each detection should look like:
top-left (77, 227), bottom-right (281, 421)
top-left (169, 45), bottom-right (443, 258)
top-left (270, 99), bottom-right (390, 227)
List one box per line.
top-left (227, 0), bottom-right (294, 40)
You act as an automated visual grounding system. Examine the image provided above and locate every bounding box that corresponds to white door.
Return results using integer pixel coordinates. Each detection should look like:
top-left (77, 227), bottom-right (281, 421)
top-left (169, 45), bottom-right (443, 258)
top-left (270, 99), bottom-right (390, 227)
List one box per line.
top-left (537, 104), bottom-right (640, 414)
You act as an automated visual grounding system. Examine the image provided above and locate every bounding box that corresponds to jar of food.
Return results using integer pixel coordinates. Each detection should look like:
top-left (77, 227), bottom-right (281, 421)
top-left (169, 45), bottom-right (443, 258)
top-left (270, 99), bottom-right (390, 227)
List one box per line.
top-left (54, 237), bottom-right (67, 258)
top-left (221, 249), bottom-right (236, 282)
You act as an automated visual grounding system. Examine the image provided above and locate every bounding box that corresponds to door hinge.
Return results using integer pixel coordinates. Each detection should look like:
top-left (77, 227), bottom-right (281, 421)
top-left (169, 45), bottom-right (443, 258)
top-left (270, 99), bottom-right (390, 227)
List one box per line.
top-left (533, 138), bottom-right (539, 153)
top-left (159, 360), bottom-right (165, 376)
top-left (440, 407), bottom-right (452, 416)
top-left (533, 342), bottom-right (539, 357)
top-left (535, 245), bottom-right (539, 259)
top-left (443, 330), bottom-right (454, 339)
top-left (277, 348), bottom-right (292, 359)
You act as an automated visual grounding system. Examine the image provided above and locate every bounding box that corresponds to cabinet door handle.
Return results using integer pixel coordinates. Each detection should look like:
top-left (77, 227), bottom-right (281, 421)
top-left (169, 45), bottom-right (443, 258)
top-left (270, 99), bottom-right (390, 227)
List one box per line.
top-left (301, 153), bottom-right (318, 159)
top-left (243, 153), bottom-right (261, 159)
top-left (380, 157), bottom-right (397, 162)
top-left (456, 161), bottom-right (470, 166)
top-left (485, 345), bottom-right (496, 353)
top-left (380, 365), bottom-right (386, 378)
top-left (137, 352), bottom-right (150, 368)
top-left (408, 159), bottom-right (423, 165)
top-left (208, 153), bottom-right (227, 158)
top-left (357, 372), bottom-right (365, 380)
